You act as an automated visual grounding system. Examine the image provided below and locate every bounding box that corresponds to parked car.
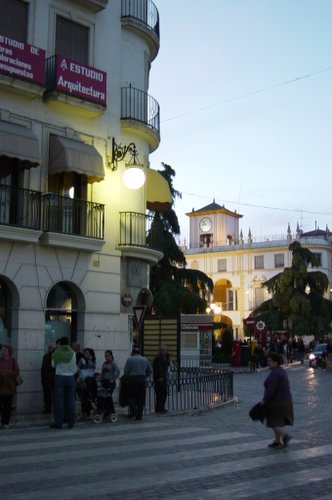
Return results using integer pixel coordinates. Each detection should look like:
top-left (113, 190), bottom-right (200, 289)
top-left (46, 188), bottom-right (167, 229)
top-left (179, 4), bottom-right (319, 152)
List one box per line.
top-left (309, 343), bottom-right (327, 368)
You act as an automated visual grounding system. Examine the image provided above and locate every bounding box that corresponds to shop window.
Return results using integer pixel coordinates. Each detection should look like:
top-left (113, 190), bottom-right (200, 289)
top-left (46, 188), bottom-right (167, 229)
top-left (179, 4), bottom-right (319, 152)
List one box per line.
top-left (200, 233), bottom-right (213, 248)
top-left (311, 253), bottom-right (322, 267)
top-left (226, 289), bottom-right (236, 311)
top-left (274, 253), bottom-right (284, 268)
top-left (217, 258), bottom-right (227, 272)
top-left (254, 287), bottom-right (265, 308)
top-left (181, 332), bottom-right (197, 349)
top-left (45, 282), bottom-right (77, 349)
top-left (254, 255), bottom-right (264, 269)
top-left (0, 279), bottom-right (11, 343)
top-left (55, 16), bottom-right (89, 64)
top-left (0, 0), bottom-right (28, 42)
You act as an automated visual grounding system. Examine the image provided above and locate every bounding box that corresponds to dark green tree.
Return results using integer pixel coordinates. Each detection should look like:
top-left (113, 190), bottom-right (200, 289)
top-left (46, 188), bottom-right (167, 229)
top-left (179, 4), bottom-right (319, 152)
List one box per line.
top-left (253, 241), bottom-right (332, 337)
top-left (148, 163), bottom-right (213, 316)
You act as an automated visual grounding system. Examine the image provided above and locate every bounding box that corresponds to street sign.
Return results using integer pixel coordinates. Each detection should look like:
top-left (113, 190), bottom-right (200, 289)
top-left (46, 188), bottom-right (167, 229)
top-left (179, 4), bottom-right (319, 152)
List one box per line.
top-left (256, 320), bottom-right (266, 331)
top-left (244, 316), bottom-right (255, 326)
top-left (133, 305), bottom-right (146, 330)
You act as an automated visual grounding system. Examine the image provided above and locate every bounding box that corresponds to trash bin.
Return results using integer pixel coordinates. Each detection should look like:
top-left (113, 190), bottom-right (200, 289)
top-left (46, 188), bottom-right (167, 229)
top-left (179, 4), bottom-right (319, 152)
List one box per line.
top-left (241, 344), bottom-right (250, 367)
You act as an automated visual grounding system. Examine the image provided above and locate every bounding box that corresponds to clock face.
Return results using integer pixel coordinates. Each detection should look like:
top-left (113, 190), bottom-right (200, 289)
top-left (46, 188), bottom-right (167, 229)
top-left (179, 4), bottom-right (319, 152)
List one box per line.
top-left (199, 217), bottom-right (212, 232)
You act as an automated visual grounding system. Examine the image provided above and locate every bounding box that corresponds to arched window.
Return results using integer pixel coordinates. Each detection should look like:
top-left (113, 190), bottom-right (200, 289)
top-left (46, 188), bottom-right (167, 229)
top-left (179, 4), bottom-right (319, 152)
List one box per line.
top-left (45, 283), bottom-right (78, 349)
top-left (0, 278), bottom-right (11, 344)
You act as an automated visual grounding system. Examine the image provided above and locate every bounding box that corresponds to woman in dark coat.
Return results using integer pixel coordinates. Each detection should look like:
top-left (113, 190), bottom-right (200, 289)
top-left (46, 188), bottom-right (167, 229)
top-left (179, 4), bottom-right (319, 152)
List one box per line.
top-left (261, 352), bottom-right (294, 449)
top-left (0, 344), bottom-right (20, 428)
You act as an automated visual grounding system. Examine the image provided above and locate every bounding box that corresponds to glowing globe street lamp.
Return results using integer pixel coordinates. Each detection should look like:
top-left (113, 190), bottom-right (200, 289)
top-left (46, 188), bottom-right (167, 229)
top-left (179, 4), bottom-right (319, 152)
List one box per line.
top-left (206, 302), bottom-right (222, 315)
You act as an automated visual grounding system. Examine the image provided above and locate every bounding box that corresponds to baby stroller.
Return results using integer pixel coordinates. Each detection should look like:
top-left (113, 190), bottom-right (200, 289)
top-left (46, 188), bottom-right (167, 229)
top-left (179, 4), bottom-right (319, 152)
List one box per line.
top-left (76, 372), bottom-right (118, 424)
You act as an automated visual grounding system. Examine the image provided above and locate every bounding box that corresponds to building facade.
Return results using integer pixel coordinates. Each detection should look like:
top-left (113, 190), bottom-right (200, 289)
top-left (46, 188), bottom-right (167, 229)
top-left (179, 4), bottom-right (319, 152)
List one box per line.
top-left (0, 0), bottom-right (169, 412)
top-left (184, 202), bottom-right (332, 339)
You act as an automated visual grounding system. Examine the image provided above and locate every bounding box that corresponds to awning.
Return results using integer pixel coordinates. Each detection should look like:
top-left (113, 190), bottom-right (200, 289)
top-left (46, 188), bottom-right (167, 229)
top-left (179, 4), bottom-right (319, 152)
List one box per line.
top-left (146, 168), bottom-right (172, 211)
top-left (49, 135), bottom-right (105, 183)
top-left (0, 120), bottom-right (41, 167)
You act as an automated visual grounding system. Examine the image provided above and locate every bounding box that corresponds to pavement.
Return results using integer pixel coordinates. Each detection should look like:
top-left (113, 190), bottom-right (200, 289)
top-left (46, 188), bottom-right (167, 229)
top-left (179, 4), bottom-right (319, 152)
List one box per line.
top-left (10, 361), bottom-right (294, 428)
top-left (1, 360), bottom-right (332, 499)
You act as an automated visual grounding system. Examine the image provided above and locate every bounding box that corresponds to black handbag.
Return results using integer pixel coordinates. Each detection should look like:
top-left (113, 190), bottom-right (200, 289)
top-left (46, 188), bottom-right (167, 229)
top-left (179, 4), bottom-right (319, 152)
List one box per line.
top-left (249, 402), bottom-right (265, 423)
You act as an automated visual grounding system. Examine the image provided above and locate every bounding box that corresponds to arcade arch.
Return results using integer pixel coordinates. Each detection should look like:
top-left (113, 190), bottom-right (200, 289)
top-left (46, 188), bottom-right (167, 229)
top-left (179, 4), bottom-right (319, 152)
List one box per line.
top-left (44, 282), bottom-right (85, 350)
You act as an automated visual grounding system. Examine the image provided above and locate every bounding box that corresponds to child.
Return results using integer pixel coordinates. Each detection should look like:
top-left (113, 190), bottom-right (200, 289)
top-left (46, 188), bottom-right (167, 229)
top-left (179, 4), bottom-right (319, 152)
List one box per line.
top-left (94, 372), bottom-right (116, 419)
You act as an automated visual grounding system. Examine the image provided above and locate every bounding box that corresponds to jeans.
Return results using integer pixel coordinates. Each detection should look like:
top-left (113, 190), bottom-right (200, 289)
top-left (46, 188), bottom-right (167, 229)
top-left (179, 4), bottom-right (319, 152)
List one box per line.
top-left (54, 374), bottom-right (76, 426)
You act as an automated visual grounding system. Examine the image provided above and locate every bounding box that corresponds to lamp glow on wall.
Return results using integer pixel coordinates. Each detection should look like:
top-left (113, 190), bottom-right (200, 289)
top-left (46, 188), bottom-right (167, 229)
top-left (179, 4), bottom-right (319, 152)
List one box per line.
top-left (206, 302), bottom-right (222, 315)
top-left (109, 138), bottom-right (145, 189)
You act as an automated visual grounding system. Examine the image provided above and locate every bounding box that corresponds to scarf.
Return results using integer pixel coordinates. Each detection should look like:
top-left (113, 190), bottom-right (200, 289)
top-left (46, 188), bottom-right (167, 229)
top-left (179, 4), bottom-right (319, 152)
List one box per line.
top-left (52, 346), bottom-right (74, 364)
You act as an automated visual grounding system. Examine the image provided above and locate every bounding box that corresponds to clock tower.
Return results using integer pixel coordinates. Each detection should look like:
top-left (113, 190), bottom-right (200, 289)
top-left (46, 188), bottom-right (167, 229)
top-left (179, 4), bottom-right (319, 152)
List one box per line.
top-left (186, 200), bottom-right (242, 249)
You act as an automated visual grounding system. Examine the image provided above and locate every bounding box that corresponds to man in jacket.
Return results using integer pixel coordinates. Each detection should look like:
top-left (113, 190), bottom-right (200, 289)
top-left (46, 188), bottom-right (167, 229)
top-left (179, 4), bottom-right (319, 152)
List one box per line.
top-left (41, 343), bottom-right (55, 414)
top-left (153, 345), bottom-right (170, 414)
top-left (50, 336), bottom-right (77, 429)
top-left (123, 347), bottom-right (152, 420)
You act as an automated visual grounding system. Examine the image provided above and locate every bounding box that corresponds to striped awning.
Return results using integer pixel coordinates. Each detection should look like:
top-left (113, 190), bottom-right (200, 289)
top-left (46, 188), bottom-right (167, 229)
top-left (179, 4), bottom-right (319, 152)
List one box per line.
top-left (146, 168), bottom-right (172, 211)
top-left (0, 120), bottom-right (40, 167)
top-left (49, 135), bottom-right (105, 183)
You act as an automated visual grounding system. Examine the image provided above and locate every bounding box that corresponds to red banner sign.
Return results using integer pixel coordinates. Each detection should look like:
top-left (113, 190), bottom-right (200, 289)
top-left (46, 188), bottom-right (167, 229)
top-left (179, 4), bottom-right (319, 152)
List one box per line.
top-left (54, 55), bottom-right (107, 107)
top-left (0, 35), bottom-right (45, 85)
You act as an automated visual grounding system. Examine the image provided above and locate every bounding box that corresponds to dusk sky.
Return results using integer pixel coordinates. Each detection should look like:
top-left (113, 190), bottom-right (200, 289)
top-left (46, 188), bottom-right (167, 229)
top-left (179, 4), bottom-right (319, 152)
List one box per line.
top-left (149, 0), bottom-right (332, 245)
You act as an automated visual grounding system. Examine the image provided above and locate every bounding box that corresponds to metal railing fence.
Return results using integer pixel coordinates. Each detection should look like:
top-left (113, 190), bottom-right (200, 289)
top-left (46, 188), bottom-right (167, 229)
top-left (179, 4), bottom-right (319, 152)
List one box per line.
top-left (0, 184), bottom-right (41, 229)
top-left (121, 86), bottom-right (160, 134)
top-left (144, 368), bottom-right (234, 414)
top-left (41, 193), bottom-right (104, 239)
top-left (121, 0), bottom-right (160, 38)
top-left (119, 211), bottom-right (162, 249)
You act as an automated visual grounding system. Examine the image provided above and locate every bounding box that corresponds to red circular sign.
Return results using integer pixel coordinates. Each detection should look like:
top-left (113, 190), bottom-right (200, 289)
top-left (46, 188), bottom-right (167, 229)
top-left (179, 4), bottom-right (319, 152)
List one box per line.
top-left (121, 294), bottom-right (132, 307)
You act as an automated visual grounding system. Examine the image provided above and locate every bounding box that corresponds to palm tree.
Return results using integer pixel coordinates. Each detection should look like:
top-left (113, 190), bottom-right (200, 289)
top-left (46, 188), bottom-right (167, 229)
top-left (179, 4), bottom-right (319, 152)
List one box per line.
top-left (253, 241), bottom-right (332, 337)
top-left (148, 163), bottom-right (213, 316)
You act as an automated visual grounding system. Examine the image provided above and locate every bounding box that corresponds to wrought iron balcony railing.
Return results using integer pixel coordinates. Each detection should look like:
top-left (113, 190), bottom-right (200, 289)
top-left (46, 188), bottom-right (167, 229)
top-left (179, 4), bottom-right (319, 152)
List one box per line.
top-left (121, 0), bottom-right (160, 39)
top-left (0, 184), bottom-right (41, 230)
top-left (41, 194), bottom-right (105, 239)
top-left (118, 211), bottom-right (163, 250)
top-left (121, 85), bottom-right (160, 135)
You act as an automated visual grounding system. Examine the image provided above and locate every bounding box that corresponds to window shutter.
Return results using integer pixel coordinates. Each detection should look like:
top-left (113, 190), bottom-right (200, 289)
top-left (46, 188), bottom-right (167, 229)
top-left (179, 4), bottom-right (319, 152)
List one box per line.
top-left (55, 16), bottom-right (89, 64)
top-left (0, 0), bottom-right (28, 42)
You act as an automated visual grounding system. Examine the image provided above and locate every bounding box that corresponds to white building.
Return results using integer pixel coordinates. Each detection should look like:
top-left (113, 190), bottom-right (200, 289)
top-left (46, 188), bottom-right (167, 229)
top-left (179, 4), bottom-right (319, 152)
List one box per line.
top-left (184, 201), bottom-right (332, 339)
top-left (0, 0), bottom-right (170, 412)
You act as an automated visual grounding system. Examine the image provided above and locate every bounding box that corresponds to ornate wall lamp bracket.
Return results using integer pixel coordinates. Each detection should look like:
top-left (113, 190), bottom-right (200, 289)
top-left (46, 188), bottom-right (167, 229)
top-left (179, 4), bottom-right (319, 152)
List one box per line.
top-left (108, 138), bottom-right (146, 189)
top-left (109, 138), bottom-right (140, 171)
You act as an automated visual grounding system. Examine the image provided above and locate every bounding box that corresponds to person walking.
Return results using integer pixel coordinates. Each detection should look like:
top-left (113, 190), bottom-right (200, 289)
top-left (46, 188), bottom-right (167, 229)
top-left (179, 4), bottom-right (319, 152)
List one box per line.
top-left (123, 347), bottom-right (152, 420)
top-left (261, 352), bottom-right (294, 449)
top-left (50, 336), bottom-right (77, 429)
top-left (153, 345), bottom-right (170, 414)
top-left (297, 338), bottom-right (306, 364)
top-left (41, 343), bottom-right (56, 414)
top-left (0, 345), bottom-right (21, 429)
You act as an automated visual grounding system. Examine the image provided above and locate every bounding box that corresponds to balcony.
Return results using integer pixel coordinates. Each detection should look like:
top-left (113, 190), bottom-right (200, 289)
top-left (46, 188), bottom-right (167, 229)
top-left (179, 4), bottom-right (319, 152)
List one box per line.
top-left (117, 211), bottom-right (163, 264)
top-left (44, 55), bottom-right (107, 116)
top-left (0, 187), bottom-right (105, 249)
top-left (121, 86), bottom-right (160, 151)
top-left (40, 194), bottom-right (105, 251)
top-left (121, 0), bottom-right (160, 60)
top-left (0, 185), bottom-right (42, 242)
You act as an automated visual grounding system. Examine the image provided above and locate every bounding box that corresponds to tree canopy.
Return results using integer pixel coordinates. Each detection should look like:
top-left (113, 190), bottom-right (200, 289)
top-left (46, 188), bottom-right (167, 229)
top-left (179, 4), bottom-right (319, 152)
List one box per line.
top-left (148, 163), bottom-right (213, 316)
top-left (253, 241), bottom-right (332, 337)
